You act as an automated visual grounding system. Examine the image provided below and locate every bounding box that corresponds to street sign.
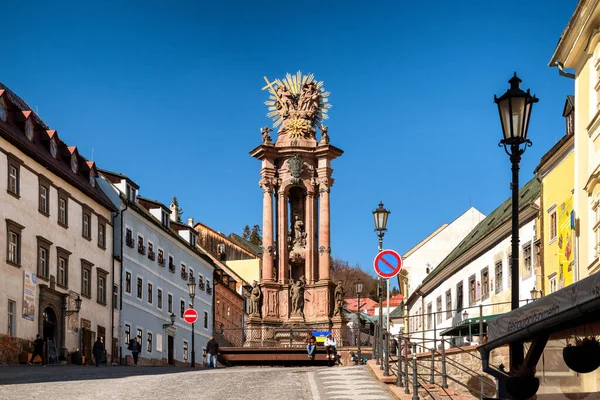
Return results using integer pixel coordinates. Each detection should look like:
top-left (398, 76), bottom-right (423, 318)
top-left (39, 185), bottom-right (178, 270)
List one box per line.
top-left (183, 308), bottom-right (198, 324)
top-left (373, 249), bottom-right (403, 278)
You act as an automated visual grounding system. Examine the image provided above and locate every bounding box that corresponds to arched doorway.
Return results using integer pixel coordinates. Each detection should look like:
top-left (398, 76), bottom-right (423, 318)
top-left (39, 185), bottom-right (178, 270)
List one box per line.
top-left (42, 307), bottom-right (57, 342)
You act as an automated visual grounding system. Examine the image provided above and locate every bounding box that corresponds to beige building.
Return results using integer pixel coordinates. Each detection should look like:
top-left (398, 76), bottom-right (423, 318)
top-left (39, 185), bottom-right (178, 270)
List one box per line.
top-left (0, 83), bottom-right (117, 364)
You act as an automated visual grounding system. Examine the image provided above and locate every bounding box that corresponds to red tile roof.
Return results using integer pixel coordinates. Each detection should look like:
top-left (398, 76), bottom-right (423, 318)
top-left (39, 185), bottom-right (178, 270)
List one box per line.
top-left (345, 298), bottom-right (379, 316)
top-left (380, 294), bottom-right (404, 307)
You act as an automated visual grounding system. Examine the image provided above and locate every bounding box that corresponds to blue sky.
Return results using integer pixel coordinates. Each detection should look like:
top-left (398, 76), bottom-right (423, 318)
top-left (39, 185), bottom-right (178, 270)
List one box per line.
top-left (2, 1), bottom-right (577, 285)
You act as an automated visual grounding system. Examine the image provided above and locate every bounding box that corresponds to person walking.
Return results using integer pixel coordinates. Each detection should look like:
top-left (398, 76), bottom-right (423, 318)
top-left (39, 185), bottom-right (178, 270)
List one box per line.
top-left (128, 337), bottom-right (141, 366)
top-left (306, 335), bottom-right (316, 360)
top-left (206, 336), bottom-right (219, 368)
top-left (28, 334), bottom-right (45, 366)
top-left (324, 334), bottom-right (337, 367)
top-left (92, 337), bottom-right (105, 367)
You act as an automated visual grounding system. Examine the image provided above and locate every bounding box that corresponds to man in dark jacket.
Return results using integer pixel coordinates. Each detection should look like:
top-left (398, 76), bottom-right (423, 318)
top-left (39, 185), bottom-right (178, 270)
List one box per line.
top-left (206, 336), bottom-right (219, 368)
top-left (28, 334), bottom-right (45, 365)
top-left (93, 337), bottom-right (105, 367)
top-left (128, 337), bottom-right (142, 366)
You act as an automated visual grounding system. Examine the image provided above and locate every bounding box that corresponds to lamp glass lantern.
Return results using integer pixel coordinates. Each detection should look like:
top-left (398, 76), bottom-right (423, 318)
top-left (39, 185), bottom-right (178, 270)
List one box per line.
top-left (530, 287), bottom-right (541, 300)
top-left (169, 313), bottom-right (176, 325)
top-left (74, 295), bottom-right (82, 312)
top-left (355, 280), bottom-right (364, 295)
top-left (462, 310), bottom-right (469, 321)
top-left (494, 73), bottom-right (538, 145)
top-left (373, 202), bottom-right (391, 233)
top-left (188, 276), bottom-right (196, 298)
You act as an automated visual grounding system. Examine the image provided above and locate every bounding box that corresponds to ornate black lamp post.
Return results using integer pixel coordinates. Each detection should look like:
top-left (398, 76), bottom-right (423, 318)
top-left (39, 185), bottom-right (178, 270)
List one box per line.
top-left (355, 279), bottom-right (364, 364)
top-left (188, 276), bottom-right (196, 368)
top-left (373, 201), bottom-right (391, 375)
top-left (495, 73), bottom-right (538, 371)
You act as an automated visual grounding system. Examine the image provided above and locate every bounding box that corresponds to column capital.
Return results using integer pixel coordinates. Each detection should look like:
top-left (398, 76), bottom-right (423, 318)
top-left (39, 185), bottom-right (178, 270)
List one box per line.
top-left (318, 246), bottom-right (331, 254)
top-left (318, 177), bottom-right (334, 193)
top-left (259, 177), bottom-right (278, 194)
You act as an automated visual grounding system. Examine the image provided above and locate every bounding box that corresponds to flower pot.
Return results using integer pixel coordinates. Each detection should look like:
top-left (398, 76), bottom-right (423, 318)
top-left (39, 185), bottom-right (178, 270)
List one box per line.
top-left (563, 345), bottom-right (600, 373)
top-left (505, 376), bottom-right (539, 400)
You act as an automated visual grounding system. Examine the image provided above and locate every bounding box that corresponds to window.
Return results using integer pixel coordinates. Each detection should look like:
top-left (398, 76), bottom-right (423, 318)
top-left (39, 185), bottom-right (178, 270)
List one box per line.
top-left (147, 332), bottom-right (152, 353)
top-left (137, 235), bottom-right (145, 255)
top-left (523, 243), bottom-right (532, 279)
top-left (495, 260), bottom-right (503, 293)
top-left (227, 306), bottom-right (231, 320)
top-left (168, 294), bottom-right (173, 313)
top-left (550, 210), bottom-right (557, 241)
top-left (8, 300), bottom-right (15, 336)
top-left (156, 333), bottom-right (163, 352)
top-left (137, 328), bottom-right (142, 343)
top-left (158, 249), bottom-right (164, 266)
top-left (157, 289), bottom-right (162, 309)
top-left (58, 191), bottom-right (68, 227)
top-left (137, 277), bottom-right (143, 299)
top-left (148, 242), bottom-right (155, 261)
top-left (183, 341), bottom-right (189, 362)
top-left (181, 264), bottom-right (187, 280)
top-left (7, 155), bottom-right (21, 196)
top-left (39, 179), bottom-right (50, 215)
top-left (125, 228), bottom-right (134, 248)
top-left (81, 261), bottom-right (93, 298)
top-left (445, 290), bottom-right (452, 320)
top-left (507, 253), bottom-right (512, 283)
top-left (469, 275), bottom-right (476, 306)
top-left (168, 255), bottom-right (175, 272)
top-left (198, 275), bottom-right (205, 291)
top-left (436, 296), bottom-right (442, 324)
top-left (206, 280), bottom-right (212, 295)
top-left (417, 308), bottom-right (422, 329)
top-left (82, 208), bottom-right (91, 239)
top-left (125, 272), bottom-right (132, 293)
top-left (0, 96), bottom-right (7, 122)
top-left (161, 211), bottom-right (169, 227)
top-left (125, 324), bottom-right (131, 344)
top-left (426, 303), bottom-right (432, 330)
top-left (189, 269), bottom-right (194, 283)
top-left (481, 267), bottom-right (490, 300)
top-left (6, 219), bottom-right (23, 266)
top-left (180, 300), bottom-right (185, 318)
top-left (456, 282), bottom-right (463, 312)
top-left (204, 311), bottom-right (208, 329)
top-left (37, 236), bottom-right (51, 279)
top-left (550, 275), bottom-right (557, 293)
top-left (113, 285), bottom-right (118, 310)
top-left (56, 247), bottom-right (71, 288)
top-left (98, 220), bottom-right (106, 249)
top-left (147, 283), bottom-right (153, 304)
top-left (97, 270), bottom-right (107, 305)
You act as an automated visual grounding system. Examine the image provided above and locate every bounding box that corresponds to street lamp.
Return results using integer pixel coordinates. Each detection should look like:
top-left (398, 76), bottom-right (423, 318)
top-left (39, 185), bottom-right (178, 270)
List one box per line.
top-left (530, 287), bottom-right (542, 301)
top-left (462, 310), bottom-right (469, 322)
top-left (188, 276), bottom-right (196, 368)
top-left (65, 295), bottom-right (82, 316)
top-left (373, 201), bottom-right (391, 375)
top-left (495, 72), bottom-right (538, 372)
top-left (163, 313), bottom-right (176, 329)
top-left (355, 280), bottom-right (364, 364)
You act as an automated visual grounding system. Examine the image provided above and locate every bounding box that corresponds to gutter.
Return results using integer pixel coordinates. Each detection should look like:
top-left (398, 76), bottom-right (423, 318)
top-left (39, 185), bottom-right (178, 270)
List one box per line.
top-left (551, 61), bottom-right (576, 79)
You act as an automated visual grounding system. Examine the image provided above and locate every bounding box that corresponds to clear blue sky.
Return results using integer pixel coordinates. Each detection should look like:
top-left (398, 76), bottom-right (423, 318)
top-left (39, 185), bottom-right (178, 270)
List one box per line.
top-left (2, 1), bottom-right (577, 285)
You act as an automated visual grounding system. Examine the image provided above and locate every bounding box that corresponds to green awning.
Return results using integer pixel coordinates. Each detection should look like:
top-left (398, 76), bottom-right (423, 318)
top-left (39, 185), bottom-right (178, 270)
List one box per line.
top-left (439, 314), bottom-right (502, 337)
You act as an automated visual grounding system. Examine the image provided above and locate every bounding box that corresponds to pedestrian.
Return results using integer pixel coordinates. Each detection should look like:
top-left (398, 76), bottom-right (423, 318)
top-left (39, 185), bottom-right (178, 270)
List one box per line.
top-left (28, 334), bottom-right (45, 366)
top-left (128, 337), bottom-right (141, 366)
top-left (93, 337), bottom-right (105, 367)
top-left (206, 336), bottom-right (219, 368)
top-left (306, 335), bottom-right (316, 360)
top-left (324, 334), bottom-right (337, 367)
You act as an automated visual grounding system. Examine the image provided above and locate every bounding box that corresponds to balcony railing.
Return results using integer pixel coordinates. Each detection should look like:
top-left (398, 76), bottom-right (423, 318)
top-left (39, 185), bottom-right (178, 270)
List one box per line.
top-left (198, 281), bottom-right (205, 291)
top-left (169, 263), bottom-right (175, 273)
top-left (181, 271), bottom-right (188, 281)
top-left (206, 283), bottom-right (212, 295)
top-left (158, 256), bottom-right (165, 266)
top-left (126, 236), bottom-right (134, 248)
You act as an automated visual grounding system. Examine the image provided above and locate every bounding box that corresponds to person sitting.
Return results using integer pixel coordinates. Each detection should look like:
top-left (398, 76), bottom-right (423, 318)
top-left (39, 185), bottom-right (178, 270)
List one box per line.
top-left (324, 334), bottom-right (337, 366)
top-left (306, 335), bottom-right (316, 360)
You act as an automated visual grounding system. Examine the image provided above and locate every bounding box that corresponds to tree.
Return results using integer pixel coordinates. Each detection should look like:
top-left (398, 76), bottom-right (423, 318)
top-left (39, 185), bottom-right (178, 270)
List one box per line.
top-left (249, 224), bottom-right (262, 246)
top-left (242, 225), bottom-right (251, 241)
top-left (172, 196), bottom-right (183, 223)
top-left (330, 257), bottom-right (378, 303)
top-left (391, 287), bottom-right (400, 296)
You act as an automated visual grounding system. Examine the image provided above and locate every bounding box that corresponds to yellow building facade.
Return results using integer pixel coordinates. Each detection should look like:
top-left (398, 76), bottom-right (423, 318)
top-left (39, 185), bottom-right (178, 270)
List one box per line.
top-left (534, 98), bottom-right (575, 297)
top-left (550, 0), bottom-right (600, 280)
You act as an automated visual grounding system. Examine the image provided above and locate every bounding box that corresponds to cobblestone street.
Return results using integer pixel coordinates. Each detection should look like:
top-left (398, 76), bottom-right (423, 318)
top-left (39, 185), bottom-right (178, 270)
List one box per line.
top-left (0, 365), bottom-right (393, 400)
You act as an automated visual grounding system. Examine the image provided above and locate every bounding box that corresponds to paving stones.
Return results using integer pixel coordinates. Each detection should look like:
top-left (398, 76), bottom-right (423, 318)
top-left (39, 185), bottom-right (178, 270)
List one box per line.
top-left (310, 365), bottom-right (394, 400)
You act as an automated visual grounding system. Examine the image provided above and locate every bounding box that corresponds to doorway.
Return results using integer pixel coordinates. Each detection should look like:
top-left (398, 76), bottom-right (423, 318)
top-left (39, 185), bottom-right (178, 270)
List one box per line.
top-left (42, 307), bottom-right (57, 341)
top-left (167, 335), bottom-right (174, 365)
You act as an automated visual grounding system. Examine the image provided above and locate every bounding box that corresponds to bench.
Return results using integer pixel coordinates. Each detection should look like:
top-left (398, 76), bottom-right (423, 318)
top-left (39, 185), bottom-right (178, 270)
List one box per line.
top-left (219, 346), bottom-right (335, 366)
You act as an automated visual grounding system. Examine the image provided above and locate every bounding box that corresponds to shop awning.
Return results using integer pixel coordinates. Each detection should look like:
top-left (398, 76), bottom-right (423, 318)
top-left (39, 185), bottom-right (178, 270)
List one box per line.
top-left (439, 314), bottom-right (502, 337)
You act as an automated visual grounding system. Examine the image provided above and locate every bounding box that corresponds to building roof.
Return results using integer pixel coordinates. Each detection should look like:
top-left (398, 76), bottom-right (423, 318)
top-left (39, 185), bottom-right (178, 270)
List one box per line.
top-left (227, 233), bottom-right (263, 256)
top-left (421, 176), bottom-right (541, 288)
top-left (97, 168), bottom-right (140, 189)
top-left (0, 82), bottom-right (117, 213)
top-left (563, 95), bottom-right (575, 117)
top-left (380, 293), bottom-right (404, 307)
top-left (389, 305), bottom-right (404, 319)
top-left (345, 298), bottom-right (379, 315)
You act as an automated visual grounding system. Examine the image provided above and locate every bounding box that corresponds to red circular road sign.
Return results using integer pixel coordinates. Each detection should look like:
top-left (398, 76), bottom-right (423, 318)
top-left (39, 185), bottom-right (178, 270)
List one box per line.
top-left (373, 249), bottom-right (403, 278)
top-left (183, 308), bottom-right (198, 324)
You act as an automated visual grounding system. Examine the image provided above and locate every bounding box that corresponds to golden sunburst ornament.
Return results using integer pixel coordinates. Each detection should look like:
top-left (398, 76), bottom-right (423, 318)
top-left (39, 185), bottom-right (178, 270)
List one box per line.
top-left (262, 71), bottom-right (331, 137)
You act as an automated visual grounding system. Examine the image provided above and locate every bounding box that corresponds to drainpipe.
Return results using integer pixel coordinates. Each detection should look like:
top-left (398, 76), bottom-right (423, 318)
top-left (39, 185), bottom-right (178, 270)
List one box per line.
top-left (118, 201), bottom-right (128, 365)
top-left (552, 61), bottom-right (576, 80)
top-left (110, 210), bottom-right (119, 366)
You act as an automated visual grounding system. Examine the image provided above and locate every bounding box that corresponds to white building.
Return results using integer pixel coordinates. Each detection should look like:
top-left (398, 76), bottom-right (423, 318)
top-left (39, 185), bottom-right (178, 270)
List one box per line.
top-left (0, 83), bottom-right (118, 364)
top-left (98, 170), bottom-right (215, 366)
top-left (406, 177), bottom-right (540, 351)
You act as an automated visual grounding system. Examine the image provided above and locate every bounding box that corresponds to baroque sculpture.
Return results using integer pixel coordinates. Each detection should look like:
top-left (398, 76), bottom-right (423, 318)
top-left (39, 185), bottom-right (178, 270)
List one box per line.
top-left (289, 276), bottom-right (306, 317)
top-left (333, 281), bottom-right (345, 317)
top-left (249, 281), bottom-right (262, 317)
top-left (288, 215), bottom-right (307, 249)
top-left (263, 72), bottom-right (331, 139)
top-left (260, 126), bottom-right (273, 144)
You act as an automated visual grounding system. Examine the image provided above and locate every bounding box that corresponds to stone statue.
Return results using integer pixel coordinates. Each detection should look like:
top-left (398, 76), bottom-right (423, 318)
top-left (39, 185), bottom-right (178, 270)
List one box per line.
top-left (319, 125), bottom-right (330, 144)
top-left (249, 281), bottom-right (261, 317)
top-left (261, 126), bottom-right (273, 144)
top-left (289, 215), bottom-right (307, 248)
top-left (290, 276), bottom-right (306, 316)
top-left (333, 280), bottom-right (345, 317)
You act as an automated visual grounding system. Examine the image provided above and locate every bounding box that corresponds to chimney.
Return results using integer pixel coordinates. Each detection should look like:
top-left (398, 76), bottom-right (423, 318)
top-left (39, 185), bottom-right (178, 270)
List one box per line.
top-left (169, 203), bottom-right (177, 222)
top-left (188, 217), bottom-right (194, 227)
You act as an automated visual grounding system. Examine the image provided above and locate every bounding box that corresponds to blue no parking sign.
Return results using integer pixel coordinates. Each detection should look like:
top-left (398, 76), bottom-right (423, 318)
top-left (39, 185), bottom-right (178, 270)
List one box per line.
top-left (373, 249), bottom-right (403, 278)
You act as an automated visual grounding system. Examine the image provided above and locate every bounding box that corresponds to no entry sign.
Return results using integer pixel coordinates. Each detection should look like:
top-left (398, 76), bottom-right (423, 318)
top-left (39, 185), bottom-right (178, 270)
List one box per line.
top-left (373, 249), bottom-right (403, 279)
top-left (183, 308), bottom-right (198, 324)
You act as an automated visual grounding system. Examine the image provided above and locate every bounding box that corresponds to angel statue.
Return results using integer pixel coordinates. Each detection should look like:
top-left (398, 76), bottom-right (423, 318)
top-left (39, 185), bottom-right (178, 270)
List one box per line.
top-left (261, 126), bottom-right (273, 144)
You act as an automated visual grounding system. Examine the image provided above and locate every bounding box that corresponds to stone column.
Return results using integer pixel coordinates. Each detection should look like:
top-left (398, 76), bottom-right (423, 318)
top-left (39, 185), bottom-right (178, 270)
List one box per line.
top-left (305, 192), bottom-right (314, 284)
top-left (318, 183), bottom-right (331, 281)
top-left (261, 179), bottom-right (274, 282)
top-left (278, 190), bottom-right (288, 284)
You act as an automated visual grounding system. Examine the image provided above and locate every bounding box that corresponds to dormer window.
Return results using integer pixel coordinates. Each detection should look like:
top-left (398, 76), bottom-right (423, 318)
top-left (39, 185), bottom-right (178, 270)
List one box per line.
top-left (126, 184), bottom-right (136, 202)
top-left (191, 232), bottom-right (197, 247)
top-left (89, 173), bottom-right (96, 187)
top-left (50, 138), bottom-right (58, 158)
top-left (161, 211), bottom-right (169, 228)
top-left (0, 97), bottom-right (7, 122)
top-left (70, 154), bottom-right (78, 173)
top-left (25, 119), bottom-right (34, 141)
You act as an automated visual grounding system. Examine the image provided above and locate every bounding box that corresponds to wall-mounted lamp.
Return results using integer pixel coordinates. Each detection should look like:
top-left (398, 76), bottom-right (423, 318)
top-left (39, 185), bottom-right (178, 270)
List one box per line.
top-left (162, 313), bottom-right (176, 328)
top-left (65, 295), bottom-right (82, 316)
